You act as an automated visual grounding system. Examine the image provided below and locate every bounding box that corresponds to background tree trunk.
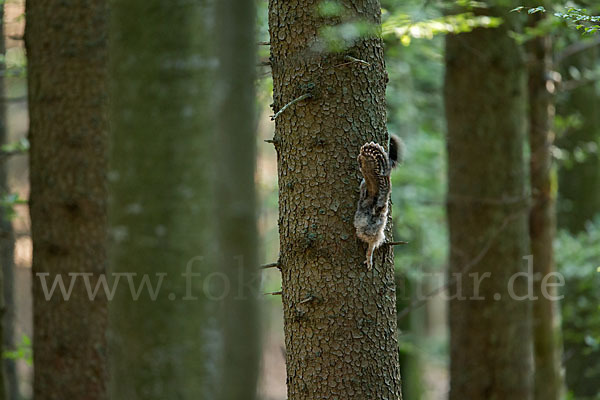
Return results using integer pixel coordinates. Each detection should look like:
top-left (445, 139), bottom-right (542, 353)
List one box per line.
top-left (396, 271), bottom-right (424, 400)
top-left (25, 1), bottom-right (109, 398)
top-left (214, 0), bottom-right (261, 399)
top-left (526, 13), bottom-right (563, 400)
top-left (268, 1), bottom-right (403, 398)
top-left (0, 4), bottom-right (9, 399)
top-left (108, 1), bottom-right (225, 399)
top-left (444, 5), bottom-right (533, 399)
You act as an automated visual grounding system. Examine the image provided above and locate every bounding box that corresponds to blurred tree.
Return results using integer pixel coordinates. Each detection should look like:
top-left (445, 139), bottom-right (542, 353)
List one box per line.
top-left (0, 4), bottom-right (10, 400)
top-left (25, 0), bottom-right (109, 399)
top-left (268, 0), bottom-right (403, 398)
top-left (444, 3), bottom-right (533, 399)
top-left (108, 1), bottom-right (218, 399)
top-left (109, 0), bottom-right (261, 399)
top-left (526, 9), bottom-right (563, 400)
top-left (395, 270), bottom-right (424, 400)
top-left (214, 0), bottom-right (261, 399)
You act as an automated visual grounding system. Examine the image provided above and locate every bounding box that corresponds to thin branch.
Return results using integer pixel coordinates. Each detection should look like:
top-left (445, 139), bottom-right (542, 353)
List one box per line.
top-left (560, 78), bottom-right (598, 91)
top-left (335, 55), bottom-right (371, 68)
top-left (256, 70), bottom-right (272, 79)
top-left (344, 55), bottom-right (370, 66)
top-left (297, 295), bottom-right (314, 305)
top-left (271, 93), bottom-right (312, 121)
top-left (264, 291), bottom-right (282, 296)
top-left (260, 262), bottom-right (280, 270)
top-left (258, 41), bottom-right (271, 46)
top-left (555, 37), bottom-right (600, 64)
top-left (264, 139), bottom-right (278, 144)
top-left (387, 240), bottom-right (408, 246)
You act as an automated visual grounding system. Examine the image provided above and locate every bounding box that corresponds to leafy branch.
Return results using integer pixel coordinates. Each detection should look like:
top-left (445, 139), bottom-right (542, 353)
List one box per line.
top-left (512, 6), bottom-right (600, 34)
top-left (382, 12), bottom-right (503, 45)
top-left (315, 0), bottom-right (504, 51)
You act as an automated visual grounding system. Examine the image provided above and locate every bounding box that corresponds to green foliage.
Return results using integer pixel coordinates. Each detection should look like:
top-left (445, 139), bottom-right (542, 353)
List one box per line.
top-left (554, 97), bottom-right (600, 171)
top-left (383, 12), bottom-right (502, 45)
top-left (556, 218), bottom-right (600, 341)
top-left (556, 217), bottom-right (600, 390)
top-left (554, 110), bottom-right (599, 170)
top-left (318, 21), bottom-right (380, 53)
top-left (384, 9), bottom-right (449, 389)
top-left (1, 137), bottom-right (29, 154)
top-left (392, 132), bottom-right (447, 277)
top-left (455, 0), bottom-right (489, 8)
top-left (511, 5), bottom-right (546, 14)
top-left (3, 335), bottom-right (33, 366)
top-left (0, 192), bottom-right (26, 220)
top-left (384, 0), bottom-right (448, 280)
top-left (512, 5), bottom-right (600, 34)
top-left (556, 138), bottom-right (599, 168)
top-left (314, 0), bottom-right (505, 52)
top-left (555, 7), bottom-right (600, 34)
top-left (2, 47), bottom-right (27, 78)
top-left (314, 0), bottom-right (381, 52)
top-left (0, 139), bottom-right (29, 219)
top-left (317, 0), bottom-right (345, 18)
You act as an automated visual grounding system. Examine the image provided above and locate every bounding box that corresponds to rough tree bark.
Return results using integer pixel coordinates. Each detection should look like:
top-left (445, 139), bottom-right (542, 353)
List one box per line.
top-left (444, 4), bottom-right (533, 400)
top-left (268, 1), bottom-right (403, 399)
top-left (25, 1), bottom-right (109, 398)
top-left (526, 12), bottom-right (563, 400)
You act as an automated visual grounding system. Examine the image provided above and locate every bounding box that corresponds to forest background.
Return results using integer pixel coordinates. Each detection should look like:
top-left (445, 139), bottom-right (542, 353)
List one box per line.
top-left (0, 0), bottom-right (598, 399)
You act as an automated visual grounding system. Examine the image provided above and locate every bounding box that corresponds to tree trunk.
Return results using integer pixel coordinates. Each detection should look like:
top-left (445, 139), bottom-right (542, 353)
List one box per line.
top-left (396, 270), bottom-right (424, 400)
top-left (526, 13), bottom-right (563, 400)
top-left (108, 1), bottom-right (224, 399)
top-left (0, 4), bottom-right (8, 399)
top-left (25, 1), bottom-right (108, 398)
top-left (214, 0), bottom-right (261, 399)
top-left (444, 6), bottom-right (533, 400)
top-left (268, 1), bottom-right (403, 398)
